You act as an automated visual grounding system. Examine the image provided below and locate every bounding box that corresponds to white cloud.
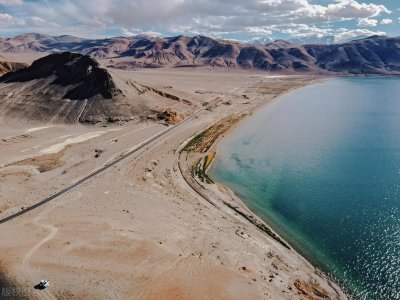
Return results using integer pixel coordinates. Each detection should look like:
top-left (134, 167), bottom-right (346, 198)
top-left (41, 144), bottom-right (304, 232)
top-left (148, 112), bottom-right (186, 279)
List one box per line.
top-left (358, 18), bottom-right (378, 27)
top-left (335, 28), bottom-right (385, 43)
top-left (28, 17), bottom-right (46, 26)
top-left (21, 0), bottom-right (391, 35)
top-left (325, 0), bottom-right (390, 19)
top-left (121, 28), bottom-right (135, 37)
top-left (120, 28), bottom-right (162, 38)
top-left (380, 19), bottom-right (392, 25)
top-left (0, 13), bottom-right (14, 24)
top-left (137, 31), bottom-right (163, 37)
top-left (0, 0), bottom-right (22, 6)
top-left (280, 23), bottom-right (386, 44)
top-left (246, 27), bottom-right (273, 35)
top-left (0, 0), bottom-right (393, 39)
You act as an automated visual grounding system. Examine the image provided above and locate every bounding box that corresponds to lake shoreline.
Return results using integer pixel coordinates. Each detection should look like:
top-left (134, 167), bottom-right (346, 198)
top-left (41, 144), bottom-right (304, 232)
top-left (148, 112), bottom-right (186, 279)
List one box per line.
top-left (181, 76), bottom-right (348, 298)
top-left (206, 77), bottom-right (400, 298)
top-left (203, 77), bottom-right (353, 294)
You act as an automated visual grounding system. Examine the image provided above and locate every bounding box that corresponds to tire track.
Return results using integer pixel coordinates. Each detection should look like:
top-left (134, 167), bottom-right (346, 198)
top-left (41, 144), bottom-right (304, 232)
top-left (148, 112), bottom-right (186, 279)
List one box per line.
top-left (22, 192), bottom-right (82, 300)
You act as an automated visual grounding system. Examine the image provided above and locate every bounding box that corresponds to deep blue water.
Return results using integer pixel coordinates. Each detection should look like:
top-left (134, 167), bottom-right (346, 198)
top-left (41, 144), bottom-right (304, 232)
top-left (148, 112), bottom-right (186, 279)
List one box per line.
top-left (209, 78), bottom-right (400, 299)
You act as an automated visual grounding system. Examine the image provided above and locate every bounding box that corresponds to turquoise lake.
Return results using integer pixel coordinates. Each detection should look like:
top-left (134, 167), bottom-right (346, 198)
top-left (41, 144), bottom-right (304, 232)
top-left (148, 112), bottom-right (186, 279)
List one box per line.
top-left (209, 78), bottom-right (400, 299)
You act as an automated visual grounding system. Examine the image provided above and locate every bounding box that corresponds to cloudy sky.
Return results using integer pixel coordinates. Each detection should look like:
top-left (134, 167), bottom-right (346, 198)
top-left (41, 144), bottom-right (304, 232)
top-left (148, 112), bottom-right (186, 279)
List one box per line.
top-left (0, 0), bottom-right (398, 43)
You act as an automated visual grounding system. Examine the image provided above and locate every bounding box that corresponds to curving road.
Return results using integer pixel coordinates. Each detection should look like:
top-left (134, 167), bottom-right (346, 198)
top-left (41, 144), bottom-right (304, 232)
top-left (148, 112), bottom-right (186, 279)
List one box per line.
top-left (0, 107), bottom-right (205, 225)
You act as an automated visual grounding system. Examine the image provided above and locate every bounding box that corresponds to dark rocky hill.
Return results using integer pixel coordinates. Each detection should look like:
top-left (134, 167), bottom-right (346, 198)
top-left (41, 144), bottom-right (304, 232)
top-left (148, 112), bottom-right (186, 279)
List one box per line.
top-left (0, 52), bottom-right (195, 124)
top-left (0, 52), bottom-right (120, 100)
top-left (0, 53), bottom-right (137, 124)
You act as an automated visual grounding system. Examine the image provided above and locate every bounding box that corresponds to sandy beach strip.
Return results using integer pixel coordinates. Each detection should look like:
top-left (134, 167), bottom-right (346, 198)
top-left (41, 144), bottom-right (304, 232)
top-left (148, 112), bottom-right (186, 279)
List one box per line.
top-left (178, 76), bottom-right (347, 296)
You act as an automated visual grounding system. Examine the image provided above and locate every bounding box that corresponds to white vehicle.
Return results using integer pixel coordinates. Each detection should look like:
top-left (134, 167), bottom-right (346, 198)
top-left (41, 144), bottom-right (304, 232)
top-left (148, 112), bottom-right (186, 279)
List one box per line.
top-left (38, 280), bottom-right (49, 289)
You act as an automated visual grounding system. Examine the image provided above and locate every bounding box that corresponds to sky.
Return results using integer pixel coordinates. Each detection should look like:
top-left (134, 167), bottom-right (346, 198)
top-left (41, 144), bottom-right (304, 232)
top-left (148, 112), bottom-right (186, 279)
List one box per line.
top-left (0, 0), bottom-right (399, 43)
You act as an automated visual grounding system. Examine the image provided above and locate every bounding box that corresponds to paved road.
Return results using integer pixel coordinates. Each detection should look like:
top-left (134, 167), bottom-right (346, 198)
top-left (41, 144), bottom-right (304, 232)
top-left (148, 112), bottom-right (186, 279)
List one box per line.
top-left (0, 108), bottom-right (204, 225)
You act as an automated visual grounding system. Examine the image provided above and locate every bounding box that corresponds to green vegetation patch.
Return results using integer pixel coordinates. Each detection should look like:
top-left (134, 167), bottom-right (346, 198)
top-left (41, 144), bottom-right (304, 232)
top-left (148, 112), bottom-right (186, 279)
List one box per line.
top-left (191, 157), bottom-right (214, 184)
top-left (183, 114), bottom-right (247, 153)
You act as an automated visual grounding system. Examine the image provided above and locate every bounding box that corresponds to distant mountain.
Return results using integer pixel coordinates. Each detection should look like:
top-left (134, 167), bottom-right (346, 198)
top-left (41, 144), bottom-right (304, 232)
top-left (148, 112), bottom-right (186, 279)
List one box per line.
top-left (288, 35), bottom-right (335, 45)
top-left (0, 58), bottom-right (26, 75)
top-left (338, 35), bottom-right (371, 44)
top-left (307, 36), bottom-right (400, 74)
top-left (265, 40), bottom-right (293, 49)
top-left (0, 33), bottom-right (399, 75)
top-left (248, 37), bottom-right (274, 46)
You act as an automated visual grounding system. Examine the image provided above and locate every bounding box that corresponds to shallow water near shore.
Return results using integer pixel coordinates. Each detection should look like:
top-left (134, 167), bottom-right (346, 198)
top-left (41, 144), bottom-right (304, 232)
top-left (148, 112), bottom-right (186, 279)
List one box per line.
top-left (209, 77), bottom-right (400, 299)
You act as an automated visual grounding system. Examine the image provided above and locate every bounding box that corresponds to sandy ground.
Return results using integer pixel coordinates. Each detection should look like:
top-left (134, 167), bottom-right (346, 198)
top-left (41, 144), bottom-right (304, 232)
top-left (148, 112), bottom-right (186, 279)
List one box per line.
top-left (0, 52), bottom-right (47, 64)
top-left (0, 69), bottom-right (347, 299)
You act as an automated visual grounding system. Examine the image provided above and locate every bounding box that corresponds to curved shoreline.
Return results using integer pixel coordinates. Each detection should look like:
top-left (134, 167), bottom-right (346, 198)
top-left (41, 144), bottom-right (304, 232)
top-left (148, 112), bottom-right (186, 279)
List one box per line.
top-left (179, 76), bottom-right (348, 298)
top-left (0, 72), bottom-right (348, 299)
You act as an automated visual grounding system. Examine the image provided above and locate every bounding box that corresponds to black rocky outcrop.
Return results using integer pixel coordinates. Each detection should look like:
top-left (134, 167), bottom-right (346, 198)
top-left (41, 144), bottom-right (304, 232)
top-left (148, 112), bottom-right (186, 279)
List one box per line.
top-left (0, 52), bottom-right (121, 99)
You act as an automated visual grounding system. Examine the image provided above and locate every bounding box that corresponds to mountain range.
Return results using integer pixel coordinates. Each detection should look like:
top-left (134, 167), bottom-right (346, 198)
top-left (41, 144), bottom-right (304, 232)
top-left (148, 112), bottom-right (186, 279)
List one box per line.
top-left (0, 33), bottom-right (399, 124)
top-left (0, 33), bottom-right (400, 75)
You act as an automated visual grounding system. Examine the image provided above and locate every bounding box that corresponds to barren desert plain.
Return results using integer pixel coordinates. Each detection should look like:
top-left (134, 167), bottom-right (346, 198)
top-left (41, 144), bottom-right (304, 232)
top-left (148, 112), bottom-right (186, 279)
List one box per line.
top-left (1, 0), bottom-right (400, 297)
top-left (0, 63), bottom-right (347, 299)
